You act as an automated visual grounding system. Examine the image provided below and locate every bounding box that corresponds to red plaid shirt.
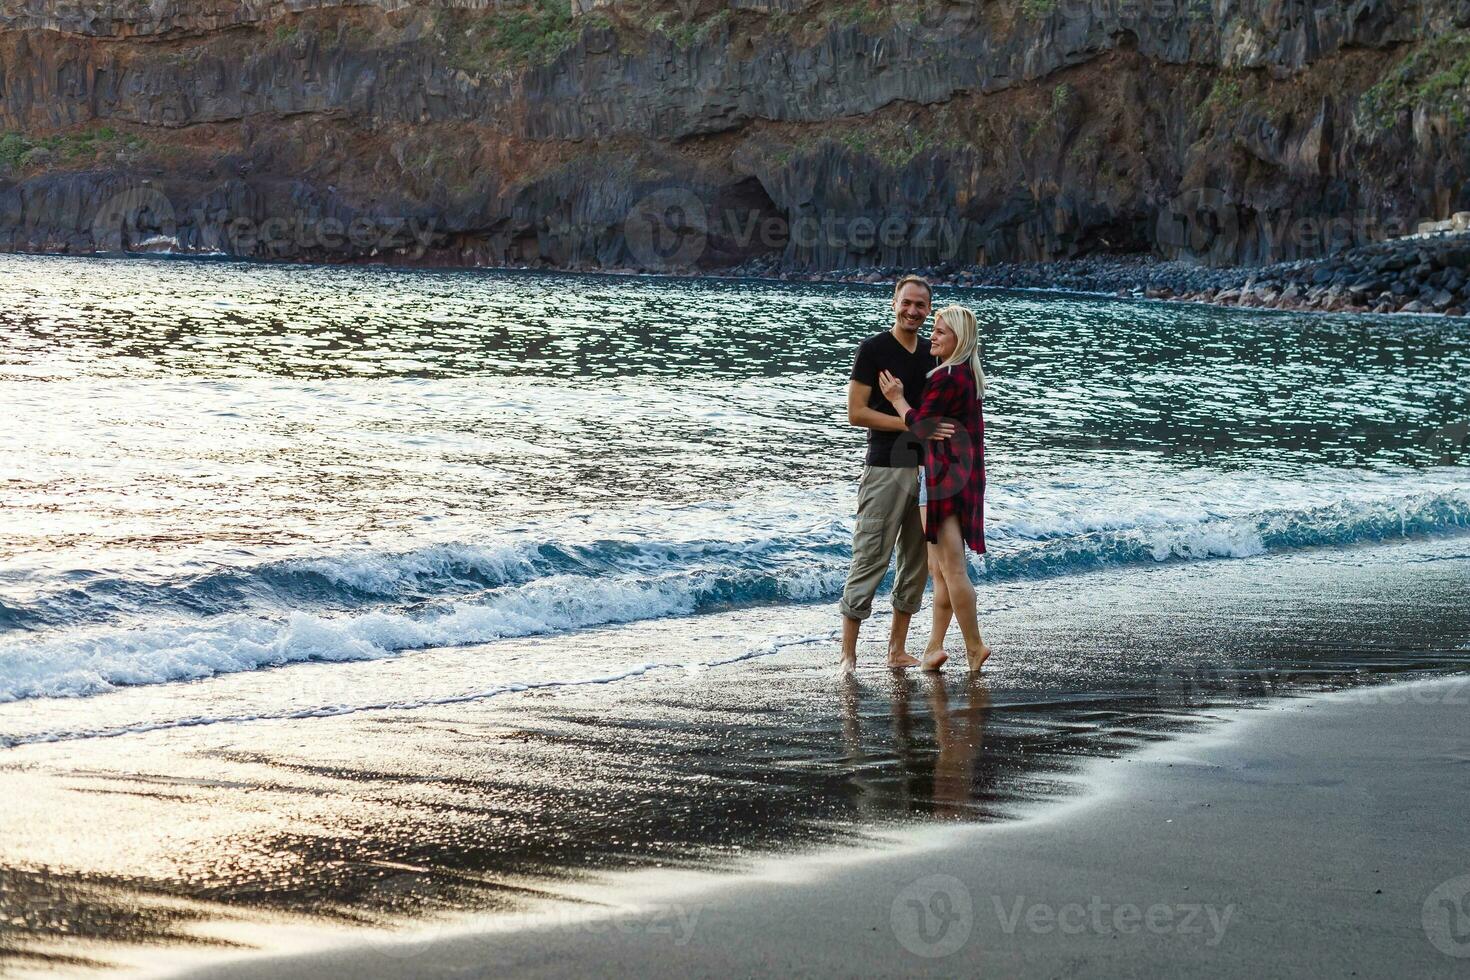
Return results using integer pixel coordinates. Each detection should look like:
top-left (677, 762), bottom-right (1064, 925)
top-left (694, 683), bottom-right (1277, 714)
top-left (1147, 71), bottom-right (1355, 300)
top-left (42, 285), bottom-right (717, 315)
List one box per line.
top-left (904, 364), bottom-right (986, 553)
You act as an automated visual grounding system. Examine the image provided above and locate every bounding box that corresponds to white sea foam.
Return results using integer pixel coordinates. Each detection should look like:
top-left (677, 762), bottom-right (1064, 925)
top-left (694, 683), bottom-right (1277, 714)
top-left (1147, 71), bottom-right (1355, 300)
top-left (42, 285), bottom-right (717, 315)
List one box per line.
top-left (297, 541), bottom-right (544, 594)
top-left (0, 569), bottom-right (843, 703)
top-left (2, 483), bottom-right (1467, 706)
top-left (0, 629), bottom-right (834, 747)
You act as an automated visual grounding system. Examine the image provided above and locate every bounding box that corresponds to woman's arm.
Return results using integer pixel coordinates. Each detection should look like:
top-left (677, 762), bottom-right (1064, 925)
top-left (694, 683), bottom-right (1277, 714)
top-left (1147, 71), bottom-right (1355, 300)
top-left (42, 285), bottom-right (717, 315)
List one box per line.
top-left (882, 370), bottom-right (964, 437)
top-left (878, 370), bottom-right (956, 440)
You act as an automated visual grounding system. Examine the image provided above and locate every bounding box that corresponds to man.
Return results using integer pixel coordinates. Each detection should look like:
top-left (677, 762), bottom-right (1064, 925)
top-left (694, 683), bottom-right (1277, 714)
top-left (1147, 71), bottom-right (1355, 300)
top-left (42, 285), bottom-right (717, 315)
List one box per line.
top-left (839, 275), bottom-right (952, 672)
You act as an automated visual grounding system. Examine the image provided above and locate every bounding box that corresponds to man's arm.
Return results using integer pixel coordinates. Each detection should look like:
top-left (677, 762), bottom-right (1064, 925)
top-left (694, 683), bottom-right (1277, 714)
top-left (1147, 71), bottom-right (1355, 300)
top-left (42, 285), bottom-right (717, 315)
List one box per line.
top-left (848, 379), bottom-right (909, 432)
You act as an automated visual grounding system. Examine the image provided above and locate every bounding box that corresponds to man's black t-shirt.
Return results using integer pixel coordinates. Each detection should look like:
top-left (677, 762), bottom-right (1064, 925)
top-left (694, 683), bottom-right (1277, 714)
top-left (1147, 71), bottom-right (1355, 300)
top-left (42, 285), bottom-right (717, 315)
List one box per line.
top-left (850, 331), bottom-right (936, 467)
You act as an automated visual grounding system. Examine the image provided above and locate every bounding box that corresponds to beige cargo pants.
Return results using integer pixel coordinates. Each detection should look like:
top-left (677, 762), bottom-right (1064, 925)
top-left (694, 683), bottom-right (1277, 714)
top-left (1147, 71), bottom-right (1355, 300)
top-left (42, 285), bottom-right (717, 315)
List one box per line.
top-left (838, 465), bottom-right (926, 621)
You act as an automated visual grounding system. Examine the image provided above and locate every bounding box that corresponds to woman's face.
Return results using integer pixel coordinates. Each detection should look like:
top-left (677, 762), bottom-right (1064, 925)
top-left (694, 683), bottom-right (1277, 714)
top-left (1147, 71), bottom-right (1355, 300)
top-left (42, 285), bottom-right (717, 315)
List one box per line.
top-left (931, 316), bottom-right (957, 360)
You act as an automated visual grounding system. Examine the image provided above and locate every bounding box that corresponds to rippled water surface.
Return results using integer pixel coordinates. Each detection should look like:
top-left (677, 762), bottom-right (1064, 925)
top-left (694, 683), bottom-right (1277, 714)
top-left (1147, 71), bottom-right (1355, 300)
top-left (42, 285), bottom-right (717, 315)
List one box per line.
top-left (2, 253), bottom-right (1469, 708)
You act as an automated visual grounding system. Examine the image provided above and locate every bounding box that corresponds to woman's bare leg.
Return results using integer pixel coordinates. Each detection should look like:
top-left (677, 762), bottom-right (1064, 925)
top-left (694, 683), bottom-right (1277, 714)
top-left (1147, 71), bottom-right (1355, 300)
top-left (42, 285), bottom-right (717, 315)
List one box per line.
top-left (921, 544), bottom-right (952, 671)
top-left (934, 516), bottom-right (991, 670)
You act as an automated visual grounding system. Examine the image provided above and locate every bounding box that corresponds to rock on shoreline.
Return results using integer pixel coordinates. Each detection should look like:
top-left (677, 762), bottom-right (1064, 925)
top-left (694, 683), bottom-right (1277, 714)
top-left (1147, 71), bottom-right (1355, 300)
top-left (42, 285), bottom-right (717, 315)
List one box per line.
top-left (732, 230), bottom-right (1470, 318)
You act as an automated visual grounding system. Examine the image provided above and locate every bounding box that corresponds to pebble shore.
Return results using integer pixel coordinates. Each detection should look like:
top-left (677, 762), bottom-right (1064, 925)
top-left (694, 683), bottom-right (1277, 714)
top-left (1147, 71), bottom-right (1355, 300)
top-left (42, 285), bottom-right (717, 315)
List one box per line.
top-left (724, 231), bottom-right (1470, 317)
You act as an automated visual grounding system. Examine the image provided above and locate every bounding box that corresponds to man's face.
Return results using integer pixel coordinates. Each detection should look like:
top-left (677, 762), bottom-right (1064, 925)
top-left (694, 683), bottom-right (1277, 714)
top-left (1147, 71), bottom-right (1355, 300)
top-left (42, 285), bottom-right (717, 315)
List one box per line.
top-left (892, 284), bottom-right (932, 334)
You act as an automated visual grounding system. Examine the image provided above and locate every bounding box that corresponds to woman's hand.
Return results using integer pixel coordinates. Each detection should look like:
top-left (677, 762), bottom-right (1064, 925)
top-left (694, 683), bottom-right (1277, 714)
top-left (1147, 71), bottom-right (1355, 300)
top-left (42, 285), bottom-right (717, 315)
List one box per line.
top-left (882, 369), bottom-right (954, 440)
top-left (878, 370), bottom-right (906, 406)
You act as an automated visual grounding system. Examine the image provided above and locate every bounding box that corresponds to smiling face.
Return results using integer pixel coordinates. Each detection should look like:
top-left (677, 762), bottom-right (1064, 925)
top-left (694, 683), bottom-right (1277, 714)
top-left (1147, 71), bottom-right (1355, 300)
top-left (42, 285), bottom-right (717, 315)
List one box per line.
top-left (931, 313), bottom-right (957, 361)
top-left (892, 282), bottom-right (932, 337)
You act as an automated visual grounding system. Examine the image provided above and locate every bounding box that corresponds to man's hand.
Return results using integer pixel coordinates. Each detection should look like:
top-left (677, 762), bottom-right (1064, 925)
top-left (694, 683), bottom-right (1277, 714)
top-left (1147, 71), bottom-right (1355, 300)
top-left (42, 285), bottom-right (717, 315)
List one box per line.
top-left (927, 420), bottom-right (956, 440)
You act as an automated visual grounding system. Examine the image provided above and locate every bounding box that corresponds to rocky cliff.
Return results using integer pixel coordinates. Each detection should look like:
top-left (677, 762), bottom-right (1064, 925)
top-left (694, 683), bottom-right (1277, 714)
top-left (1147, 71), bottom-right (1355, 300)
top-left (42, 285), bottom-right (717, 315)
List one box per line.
top-left (1, 0), bottom-right (1468, 272)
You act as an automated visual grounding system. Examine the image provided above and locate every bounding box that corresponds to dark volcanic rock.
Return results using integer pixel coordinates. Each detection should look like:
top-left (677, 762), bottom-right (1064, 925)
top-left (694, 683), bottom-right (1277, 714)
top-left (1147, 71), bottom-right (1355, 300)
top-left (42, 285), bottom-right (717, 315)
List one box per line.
top-left (0, 0), bottom-right (1469, 287)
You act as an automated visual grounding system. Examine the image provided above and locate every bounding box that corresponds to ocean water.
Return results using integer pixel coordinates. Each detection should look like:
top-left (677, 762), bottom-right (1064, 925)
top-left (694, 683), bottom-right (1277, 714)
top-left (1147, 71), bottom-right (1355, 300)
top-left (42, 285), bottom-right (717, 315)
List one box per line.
top-left (2, 253), bottom-right (1469, 728)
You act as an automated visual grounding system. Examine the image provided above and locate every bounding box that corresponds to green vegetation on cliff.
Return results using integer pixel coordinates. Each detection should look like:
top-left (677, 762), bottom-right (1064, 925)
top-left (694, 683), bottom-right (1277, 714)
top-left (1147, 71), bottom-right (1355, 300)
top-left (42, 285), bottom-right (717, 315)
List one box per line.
top-left (651, 6), bottom-right (731, 47)
top-left (441, 0), bottom-right (582, 73)
top-left (0, 127), bottom-right (144, 176)
top-left (1359, 31), bottom-right (1470, 131)
top-left (1196, 75), bottom-right (1244, 120)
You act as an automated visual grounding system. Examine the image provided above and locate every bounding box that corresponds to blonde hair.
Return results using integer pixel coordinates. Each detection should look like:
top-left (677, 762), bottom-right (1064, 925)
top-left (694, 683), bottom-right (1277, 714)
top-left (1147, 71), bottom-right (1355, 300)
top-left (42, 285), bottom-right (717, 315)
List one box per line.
top-left (928, 304), bottom-right (986, 396)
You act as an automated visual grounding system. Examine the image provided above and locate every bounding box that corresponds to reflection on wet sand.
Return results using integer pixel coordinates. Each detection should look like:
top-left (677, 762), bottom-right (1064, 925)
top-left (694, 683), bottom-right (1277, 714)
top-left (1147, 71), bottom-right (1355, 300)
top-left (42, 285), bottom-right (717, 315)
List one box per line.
top-left (927, 675), bottom-right (991, 821)
top-left (841, 672), bottom-right (992, 822)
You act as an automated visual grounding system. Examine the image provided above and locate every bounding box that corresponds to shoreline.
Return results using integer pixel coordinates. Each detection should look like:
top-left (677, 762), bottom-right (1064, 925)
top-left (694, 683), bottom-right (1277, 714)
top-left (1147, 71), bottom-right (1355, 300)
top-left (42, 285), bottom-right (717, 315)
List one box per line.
top-left (170, 673), bottom-right (1470, 979)
top-left (9, 229), bottom-right (1470, 319)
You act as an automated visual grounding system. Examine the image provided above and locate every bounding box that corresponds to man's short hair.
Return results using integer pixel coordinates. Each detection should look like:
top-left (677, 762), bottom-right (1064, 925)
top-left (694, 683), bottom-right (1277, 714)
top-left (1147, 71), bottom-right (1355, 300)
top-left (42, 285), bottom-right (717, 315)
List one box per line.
top-left (893, 275), bottom-right (933, 300)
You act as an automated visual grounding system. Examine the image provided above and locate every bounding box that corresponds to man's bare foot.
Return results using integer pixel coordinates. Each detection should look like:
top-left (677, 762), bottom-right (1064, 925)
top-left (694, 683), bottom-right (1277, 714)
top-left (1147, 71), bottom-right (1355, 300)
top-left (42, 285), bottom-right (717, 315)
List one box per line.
top-left (839, 652), bottom-right (857, 675)
top-left (887, 651), bottom-right (921, 669)
top-left (921, 647), bottom-right (948, 672)
top-left (966, 644), bottom-right (992, 671)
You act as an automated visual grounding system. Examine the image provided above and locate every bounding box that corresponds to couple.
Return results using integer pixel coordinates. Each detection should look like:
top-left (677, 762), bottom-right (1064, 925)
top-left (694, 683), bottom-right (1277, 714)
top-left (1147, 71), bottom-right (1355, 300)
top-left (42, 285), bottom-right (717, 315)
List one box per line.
top-left (839, 274), bottom-right (990, 674)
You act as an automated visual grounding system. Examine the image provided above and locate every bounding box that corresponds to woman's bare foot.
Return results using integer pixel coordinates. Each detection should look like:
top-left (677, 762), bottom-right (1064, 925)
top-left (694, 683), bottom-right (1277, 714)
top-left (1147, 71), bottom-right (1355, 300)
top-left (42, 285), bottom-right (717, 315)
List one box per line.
top-left (839, 652), bottom-right (857, 675)
top-left (966, 643), bottom-right (992, 671)
top-left (921, 647), bottom-right (948, 672)
top-left (887, 651), bottom-right (921, 669)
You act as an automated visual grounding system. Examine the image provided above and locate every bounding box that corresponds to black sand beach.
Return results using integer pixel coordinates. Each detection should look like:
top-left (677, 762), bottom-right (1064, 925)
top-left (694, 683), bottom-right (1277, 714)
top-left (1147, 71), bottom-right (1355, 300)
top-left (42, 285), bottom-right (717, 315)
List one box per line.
top-left (180, 675), bottom-right (1470, 980)
top-left (3, 534), bottom-right (1468, 976)
top-left (182, 675), bottom-right (1470, 979)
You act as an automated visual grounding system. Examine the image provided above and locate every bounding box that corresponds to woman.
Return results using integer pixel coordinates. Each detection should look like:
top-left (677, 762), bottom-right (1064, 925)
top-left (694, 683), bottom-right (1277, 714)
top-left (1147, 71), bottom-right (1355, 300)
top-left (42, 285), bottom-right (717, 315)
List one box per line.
top-left (878, 304), bottom-right (990, 672)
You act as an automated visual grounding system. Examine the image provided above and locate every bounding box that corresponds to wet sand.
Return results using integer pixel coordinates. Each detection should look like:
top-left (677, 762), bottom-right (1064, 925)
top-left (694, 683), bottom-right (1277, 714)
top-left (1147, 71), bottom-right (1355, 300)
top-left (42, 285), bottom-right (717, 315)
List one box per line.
top-left (181, 675), bottom-right (1470, 979)
top-left (2, 537), bottom-right (1469, 976)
